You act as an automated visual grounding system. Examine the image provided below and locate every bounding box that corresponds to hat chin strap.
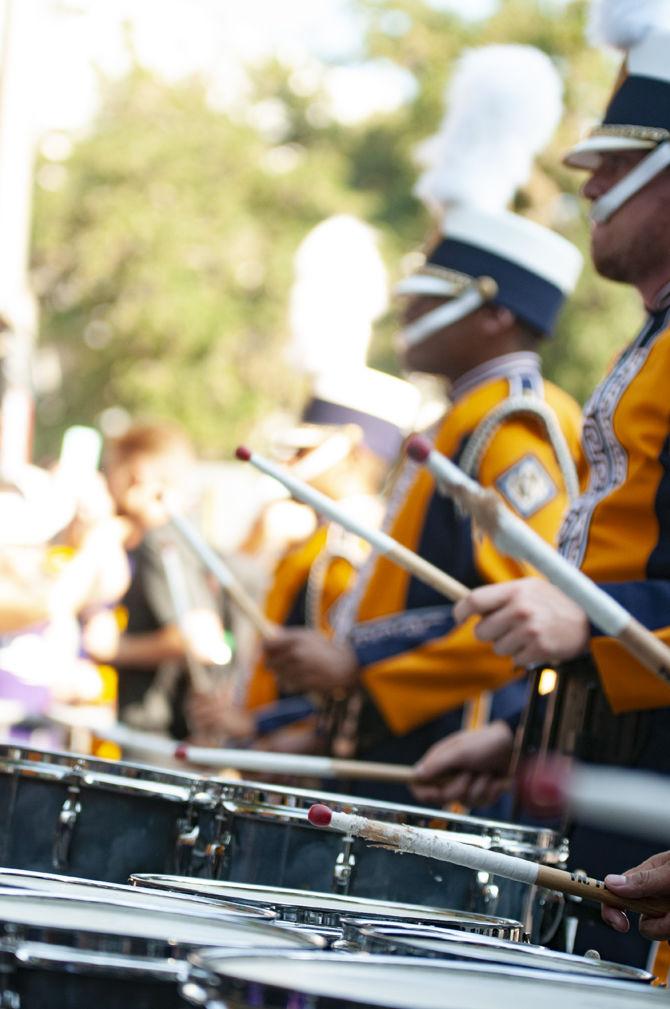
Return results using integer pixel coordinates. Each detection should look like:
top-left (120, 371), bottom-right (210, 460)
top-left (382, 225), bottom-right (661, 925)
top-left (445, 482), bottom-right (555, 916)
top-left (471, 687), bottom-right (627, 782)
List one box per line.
top-left (591, 141), bottom-right (670, 224)
top-left (400, 285), bottom-right (486, 347)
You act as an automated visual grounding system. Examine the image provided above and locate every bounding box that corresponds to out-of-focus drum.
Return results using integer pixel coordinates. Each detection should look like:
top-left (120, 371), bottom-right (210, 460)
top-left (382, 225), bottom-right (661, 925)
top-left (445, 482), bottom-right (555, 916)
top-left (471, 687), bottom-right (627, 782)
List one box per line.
top-left (0, 744), bottom-right (226, 882)
top-left (337, 922), bottom-right (653, 983)
top-left (0, 867), bottom-right (276, 921)
top-left (131, 876), bottom-right (525, 940)
top-left (182, 950), bottom-right (669, 1009)
top-left (0, 889), bottom-right (322, 1009)
top-left (185, 779), bottom-right (567, 940)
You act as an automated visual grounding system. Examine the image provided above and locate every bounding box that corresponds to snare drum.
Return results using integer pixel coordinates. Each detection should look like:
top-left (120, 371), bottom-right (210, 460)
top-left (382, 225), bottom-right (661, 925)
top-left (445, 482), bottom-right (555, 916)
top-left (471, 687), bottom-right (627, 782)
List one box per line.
top-left (182, 950), bottom-right (669, 1009)
top-left (189, 778), bottom-right (567, 939)
top-left (0, 868), bottom-right (276, 921)
top-left (0, 889), bottom-right (322, 1009)
top-left (339, 922), bottom-right (653, 983)
top-left (131, 876), bottom-right (525, 940)
top-left (0, 744), bottom-right (227, 882)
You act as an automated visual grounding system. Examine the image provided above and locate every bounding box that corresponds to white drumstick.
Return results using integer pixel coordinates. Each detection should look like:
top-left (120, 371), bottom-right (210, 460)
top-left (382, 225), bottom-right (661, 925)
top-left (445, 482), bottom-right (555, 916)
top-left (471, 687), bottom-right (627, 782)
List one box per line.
top-left (406, 435), bottom-right (670, 684)
top-left (307, 803), bottom-right (670, 918)
top-left (158, 541), bottom-right (212, 693)
top-left (523, 759), bottom-right (670, 843)
top-left (166, 505), bottom-right (278, 640)
top-left (235, 446), bottom-right (467, 603)
top-left (49, 713), bottom-right (414, 783)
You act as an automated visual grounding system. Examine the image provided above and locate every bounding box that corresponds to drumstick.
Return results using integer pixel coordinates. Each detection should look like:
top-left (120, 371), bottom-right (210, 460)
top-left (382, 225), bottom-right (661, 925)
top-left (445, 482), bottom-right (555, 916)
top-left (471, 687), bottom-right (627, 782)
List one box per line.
top-left (50, 714), bottom-right (415, 782)
top-left (406, 435), bottom-right (670, 684)
top-left (158, 541), bottom-right (213, 693)
top-left (165, 505), bottom-right (278, 640)
top-left (520, 758), bottom-right (670, 843)
top-left (307, 803), bottom-right (670, 918)
top-left (176, 744), bottom-right (415, 783)
top-left (235, 446), bottom-right (467, 603)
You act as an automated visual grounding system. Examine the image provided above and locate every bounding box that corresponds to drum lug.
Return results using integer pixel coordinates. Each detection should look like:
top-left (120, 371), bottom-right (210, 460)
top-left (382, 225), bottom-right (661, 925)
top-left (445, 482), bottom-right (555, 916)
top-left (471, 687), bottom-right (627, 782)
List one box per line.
top-left (52, 785), bottom-right (81, 872)
top-left (475, 870), bottom-right (499, 911)
top-left (204, 804), bottom-right (233, 878)
top-left (333, 833), bottom-right (356, 893)
top-left (175, 823), bottom-right (200, 874)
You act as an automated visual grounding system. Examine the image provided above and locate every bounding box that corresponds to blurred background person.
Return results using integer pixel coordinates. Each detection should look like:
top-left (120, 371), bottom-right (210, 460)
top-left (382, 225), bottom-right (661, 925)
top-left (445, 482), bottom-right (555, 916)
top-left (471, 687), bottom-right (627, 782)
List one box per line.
top-left (188, 215), bottom-right (422, 753)
top-left (0, 426), bottom-right (130, 741)
top-left (85, 421), bottom-right (232, 740)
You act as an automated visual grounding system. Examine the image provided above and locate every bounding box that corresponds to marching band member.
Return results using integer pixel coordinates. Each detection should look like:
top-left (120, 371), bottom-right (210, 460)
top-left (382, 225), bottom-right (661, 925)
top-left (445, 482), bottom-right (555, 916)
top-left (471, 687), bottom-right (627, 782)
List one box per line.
top-left (188, 216), bottom-right (420, 750)
top-left (263, 45), bottom-right (584, 801)
top-left (413, 0), bottom-right (670, 964)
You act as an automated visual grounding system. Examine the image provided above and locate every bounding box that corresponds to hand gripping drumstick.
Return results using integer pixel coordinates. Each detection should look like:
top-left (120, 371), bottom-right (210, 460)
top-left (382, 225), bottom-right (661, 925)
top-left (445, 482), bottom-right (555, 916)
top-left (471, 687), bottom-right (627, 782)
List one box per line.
top-left (235, 446), bottom-right (468, 604)
top-left (165, 505), bottom-right (278, 640)
top-left (307, 803), bottom-right (670, 918)
top-left (406, 435), bottom-right (670, 684)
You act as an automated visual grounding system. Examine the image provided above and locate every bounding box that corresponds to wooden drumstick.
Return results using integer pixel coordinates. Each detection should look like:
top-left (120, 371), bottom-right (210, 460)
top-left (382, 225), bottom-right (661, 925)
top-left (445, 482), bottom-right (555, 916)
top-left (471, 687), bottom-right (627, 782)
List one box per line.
top-left (176, 744), bottom-right (416, 783)
top-left (235, 446), bottom-right (468, 603)
top-left (407, 435), bottom-right (670, 685)
top-left (52, 714), bottom-right (416, 782)
top-left (165, 505), bottom-right (278, 640)
top-left (307, 803), bottom-right (670, 918)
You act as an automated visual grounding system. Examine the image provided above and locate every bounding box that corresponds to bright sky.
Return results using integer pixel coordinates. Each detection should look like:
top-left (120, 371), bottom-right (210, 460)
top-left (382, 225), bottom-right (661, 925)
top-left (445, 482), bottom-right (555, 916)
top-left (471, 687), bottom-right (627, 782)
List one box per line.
top-left (9, 0), bottom-right (500, 137)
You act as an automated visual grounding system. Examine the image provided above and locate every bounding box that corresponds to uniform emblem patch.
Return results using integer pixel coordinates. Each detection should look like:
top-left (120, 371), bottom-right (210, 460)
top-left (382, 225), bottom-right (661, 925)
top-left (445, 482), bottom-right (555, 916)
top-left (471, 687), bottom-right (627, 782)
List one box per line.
top-left (495, 454), bottom-right (557, 517)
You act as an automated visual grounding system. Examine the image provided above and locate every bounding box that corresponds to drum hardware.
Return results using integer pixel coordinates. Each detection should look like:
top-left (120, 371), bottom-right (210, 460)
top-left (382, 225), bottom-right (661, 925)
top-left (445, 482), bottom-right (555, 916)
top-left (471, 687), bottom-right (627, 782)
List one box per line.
top-left (52, 785), bottom-right (81, 872)
top-left (474, 870), bottom-right (499, 912)
top-left (203, 800), bottom-right (234, 879)
top-left (333, 833), bottom-right (356, 892)
top-left (174, 783), bottom-right (217, 876)
top-left (130, 877), bottom-right (526, 942)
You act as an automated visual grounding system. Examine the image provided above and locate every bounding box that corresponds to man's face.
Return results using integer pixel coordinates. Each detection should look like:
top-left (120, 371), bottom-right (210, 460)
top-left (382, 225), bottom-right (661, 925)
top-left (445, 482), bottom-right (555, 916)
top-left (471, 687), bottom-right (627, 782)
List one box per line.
top-left (582, 149), bottom-right (670, 289)
top-left (398, 294), bottom-right (491, 379)
top-left (106, 450), bottom-right (191, 528)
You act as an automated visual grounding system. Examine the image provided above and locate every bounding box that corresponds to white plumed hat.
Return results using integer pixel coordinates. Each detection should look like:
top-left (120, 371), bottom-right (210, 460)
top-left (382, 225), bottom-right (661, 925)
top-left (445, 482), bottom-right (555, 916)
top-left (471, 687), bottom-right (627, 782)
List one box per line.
top-left (566, 0), bottom-right (670, 169)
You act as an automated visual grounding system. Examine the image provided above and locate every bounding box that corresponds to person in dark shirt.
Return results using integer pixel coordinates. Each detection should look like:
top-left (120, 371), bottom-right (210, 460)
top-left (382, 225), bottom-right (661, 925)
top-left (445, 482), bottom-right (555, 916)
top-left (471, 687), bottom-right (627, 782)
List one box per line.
top-left (86, 423), bottom-right (229, 739)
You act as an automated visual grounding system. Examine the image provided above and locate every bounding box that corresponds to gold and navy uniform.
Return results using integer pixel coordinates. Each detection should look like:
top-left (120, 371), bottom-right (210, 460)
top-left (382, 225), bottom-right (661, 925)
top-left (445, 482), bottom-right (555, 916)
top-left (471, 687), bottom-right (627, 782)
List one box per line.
top-left (560, 307), bottom-right (670, 714)
top-left (245, 524), bottom-right (361, 720)
top-left (333, 354), bottom-right (583, 760)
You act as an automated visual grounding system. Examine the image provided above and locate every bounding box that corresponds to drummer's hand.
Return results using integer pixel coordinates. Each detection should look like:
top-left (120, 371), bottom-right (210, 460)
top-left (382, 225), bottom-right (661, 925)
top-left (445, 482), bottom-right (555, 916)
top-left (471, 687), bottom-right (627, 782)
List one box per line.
top-left (263, 629), bottom-right (359, 694)
top-left (454, 579), bottom-right (590, 668)
top-left (187, 686), bottom-right (255, 741)
top-left (411, 720), bottom-right (514, 808)
top-left (603, 851), bottom-right (670, 939)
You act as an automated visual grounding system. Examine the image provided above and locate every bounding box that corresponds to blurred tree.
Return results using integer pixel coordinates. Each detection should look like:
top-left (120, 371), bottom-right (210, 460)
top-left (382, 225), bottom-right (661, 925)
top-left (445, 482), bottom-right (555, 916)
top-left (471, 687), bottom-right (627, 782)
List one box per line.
top-left (31, 64), bottom-right (377, 458)
top-left (31, 0), bottom-right (642, 459)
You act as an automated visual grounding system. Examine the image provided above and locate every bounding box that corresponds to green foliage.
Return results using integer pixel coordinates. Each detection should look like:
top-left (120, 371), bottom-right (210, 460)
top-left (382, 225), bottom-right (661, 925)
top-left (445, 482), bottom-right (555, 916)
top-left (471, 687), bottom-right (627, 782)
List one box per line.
top-left (32, 0), bottom-right (646, 459)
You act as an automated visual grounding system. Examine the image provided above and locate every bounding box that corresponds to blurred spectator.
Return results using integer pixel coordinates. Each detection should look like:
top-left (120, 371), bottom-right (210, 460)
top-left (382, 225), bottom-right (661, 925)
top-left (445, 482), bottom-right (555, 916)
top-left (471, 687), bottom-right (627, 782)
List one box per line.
top-left (0, 457), bottom-right (130, 734)
top-left (86, 422), bottom-right (231, 739)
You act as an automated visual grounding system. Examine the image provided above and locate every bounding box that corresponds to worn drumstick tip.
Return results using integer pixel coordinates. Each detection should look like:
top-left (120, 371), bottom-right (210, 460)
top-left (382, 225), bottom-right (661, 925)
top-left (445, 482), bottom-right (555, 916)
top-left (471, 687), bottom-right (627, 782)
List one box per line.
top-left (308, 803), bottom-right (333, 827)
top-left (235, 445), bottom-right (252, 462)
top-left (406, 434), bottom-right (431, 464)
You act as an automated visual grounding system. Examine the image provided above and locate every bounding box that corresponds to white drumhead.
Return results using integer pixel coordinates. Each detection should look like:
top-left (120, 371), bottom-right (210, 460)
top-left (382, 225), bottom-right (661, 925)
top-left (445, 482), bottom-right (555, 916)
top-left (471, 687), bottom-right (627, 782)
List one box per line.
top-left (190, 952), bottom-right (667, 1009)
top-left (131, 876), bottom-right (521, 933)
top-left (355, 926), bottom-right (652, 982)
top-left (0, 892), bottom-right (315, 949)
top-left (0, 869), bottom-right (273, 920)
